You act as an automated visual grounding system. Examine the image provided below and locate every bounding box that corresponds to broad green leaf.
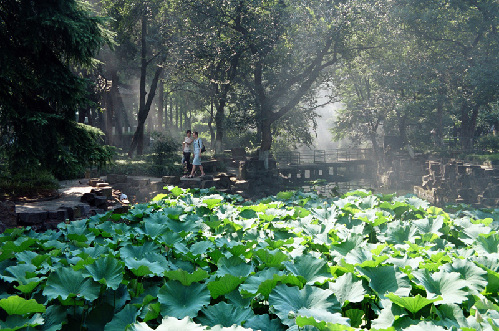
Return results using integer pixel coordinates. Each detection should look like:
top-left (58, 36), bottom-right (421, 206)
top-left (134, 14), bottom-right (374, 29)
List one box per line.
top-left (329, 273), bottom-right (365, 306)
top-left (104, 304), bottom-right (139, 331)
top-left (141, 302), bottom-right (160, 323)
top-left (239, 208), bottom-right (258, 219)
top-left (189, 240), bottom-right (215, 256)
top-left (475, 233), bottom-right (499, 254)
top-left (203, 198), bottom-right (222, 209)
top-left (158, 281), bottom-right (210, 319)
top-left (440, 259), bottom-right (487, 294)
top-left (43, 267), bottom-right (101, 301)
top-left (413, 270), bottom-right (467, 305)
top-left (246, 314), bottom-right (285, 331)
top-left (119, 242), bottom-right (160, 260)
top-left (405, 321), bottom-right (447, 330)
top-left (295, 315), bottom-right (356, 330)
top-left (434, 304), bottom-right (468, 329)
top-left (85, 256), bottom-right (124, 290)
top-left (283, 254), bottom-right (331, 285)
top-left (345, 309), bottom-right (364, 328)
top-left (269, 284), bottom-right (341, 327)
top-left (133, 316), bottom-right (205, 331)
top-left (208, 274), bottom-right (244, 299)
top-left (386, 293), bottom-right (442, 314)
top-left (277, 191), bottom-right (295, 200)
top-left (217, 256), bottom-right (254, 277)
top-left (357, 265), bottom-right (411, 298)
top-left (239, 268), bottom-right (280, 297)
top-left (41, 305), bottom-right (67, 331)
top-left (197, 302), bottom-right (255, 327)
top-left (85, 302), bottom-right (115, 331)
top-left (2, 264), bottom-right (43, 294)
top-left (330, 234), bottom-right (365, 259)
top-left (296, 308), bottom-right (350, 326)
top-left (170, 187), bottom-right (184, 197)
top-left (164, 268), bottom-right (209, 286)
top-left (0, 314), bottom-right (44, 330)
top-left (0, 296), bottom-right (45, 315)
top-left (255, 249), bottom-right (289, 268)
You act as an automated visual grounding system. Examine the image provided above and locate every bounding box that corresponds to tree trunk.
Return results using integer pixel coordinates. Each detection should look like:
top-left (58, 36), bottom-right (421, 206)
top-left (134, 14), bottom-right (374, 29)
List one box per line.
top-left (128, 63), bottom-right (163, 156)
top-left (129, 13), bottom-right (148, 156)
top-left (208, 98), bottom-right (215, 148)
top-left (460, 101), bottom-right (479, 150)
top-left (158, 80), bottom-right (164, 131)
top-left (110, 70), bottom-right (123, 138)
top-left (128, 12), bottom-right (164, 156)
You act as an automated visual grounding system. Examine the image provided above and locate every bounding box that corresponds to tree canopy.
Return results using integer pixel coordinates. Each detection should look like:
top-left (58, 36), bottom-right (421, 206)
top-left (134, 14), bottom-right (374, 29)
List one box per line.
top-left (1, 0), bottom-right (498, 179)
top-left (0, 0), bottom-right (114, 178)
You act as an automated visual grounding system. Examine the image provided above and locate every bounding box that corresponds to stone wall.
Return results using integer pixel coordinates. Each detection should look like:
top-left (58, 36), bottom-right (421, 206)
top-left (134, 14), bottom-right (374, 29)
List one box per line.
top-left (414, 160), bottom-right (499, 207)
top-left (378, 155), bottom-right (427, 191)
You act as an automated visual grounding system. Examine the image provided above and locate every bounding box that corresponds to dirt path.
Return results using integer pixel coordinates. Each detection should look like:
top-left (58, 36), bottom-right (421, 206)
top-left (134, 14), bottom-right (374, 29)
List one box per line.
top-left (15, 179), bottom-right (95, 213)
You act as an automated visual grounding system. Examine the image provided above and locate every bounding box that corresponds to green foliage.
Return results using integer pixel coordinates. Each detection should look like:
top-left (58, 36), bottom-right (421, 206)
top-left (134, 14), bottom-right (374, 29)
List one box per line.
top-left (0, 170), bottom-right (59, 199)
top-left (476, 135), bottom-right (499, 152)
top-left (0, 188), bottom-right (499, 330)
top-left (147, 132), bottom-right (180, 177)
top-left (0, 0), bottom-right (114, 179)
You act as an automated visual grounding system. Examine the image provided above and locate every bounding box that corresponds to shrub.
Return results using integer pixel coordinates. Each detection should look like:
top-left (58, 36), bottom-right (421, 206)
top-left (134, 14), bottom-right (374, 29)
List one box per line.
top-left (0, 170), bottom-right (59, 199)
top-left (476, 134), bottom-right (499, 152)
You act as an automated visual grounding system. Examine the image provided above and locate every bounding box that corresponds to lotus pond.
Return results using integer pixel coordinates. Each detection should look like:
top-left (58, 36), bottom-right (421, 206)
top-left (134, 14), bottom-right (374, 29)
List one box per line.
top-left (0, 187), bottom-right (498, 330)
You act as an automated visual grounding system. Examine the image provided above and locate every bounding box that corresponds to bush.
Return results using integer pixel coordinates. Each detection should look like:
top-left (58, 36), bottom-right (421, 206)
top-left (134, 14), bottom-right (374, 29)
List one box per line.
top-left (0, 170), bottom-right (59, 199)
top-left (476, 135), bottom-right (499, 152)
top-left (105, 133), bottom-right (183, 177)
top-left (147, 133), bottom-right (181, 177)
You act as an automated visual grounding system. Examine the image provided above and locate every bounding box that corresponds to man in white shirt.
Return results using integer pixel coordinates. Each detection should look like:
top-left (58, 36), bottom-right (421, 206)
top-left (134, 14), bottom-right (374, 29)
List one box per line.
top-left (182, 130), bottom-right (193, 174)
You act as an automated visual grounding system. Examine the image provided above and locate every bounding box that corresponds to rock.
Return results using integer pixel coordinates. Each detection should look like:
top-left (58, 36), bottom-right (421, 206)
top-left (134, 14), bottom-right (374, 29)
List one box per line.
top-left (214, 176), bottom-right (232, 189)
top-left (91, 187), bottom-right (113, 198)
top-left (18, 211), bottom-right (48, 225)
top-left (150, 181), bottom-right (165, 191)
top-left (482, 184), bottom-right (499, 199)
top-left (162, 176), bottom-right (180, 185)
top-left (81, 192), bottom-right (96, 204)
top-left (106, 174), bottom-right (127, 184)
top-left (89, 178), bottom-right (105, 187)
top-left (0, 201), bottom-right (17, 228)
top-left (201, 180), bottom-right (216, 189)
top-left (48, 209), bottom-right (68, 222)
top-left (180, 179), bottom-right (201, 189)
top-left (234, 180), bottom-right (250, 190)
top-left (129, 178), bottom-right (150, 187)
top-left (231, 147), bottom-right (247, 160)
top-left (94, 196), bottom-right (108, 209)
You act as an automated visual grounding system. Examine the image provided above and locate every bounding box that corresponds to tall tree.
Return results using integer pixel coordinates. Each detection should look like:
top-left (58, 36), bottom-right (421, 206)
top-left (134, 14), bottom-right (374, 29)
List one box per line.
top-left (231, 0), bottom-right (364, 162)
top-left (396, 0), bottom-right (499, 149)
top-left (0, 0), bottom-right (114, 178)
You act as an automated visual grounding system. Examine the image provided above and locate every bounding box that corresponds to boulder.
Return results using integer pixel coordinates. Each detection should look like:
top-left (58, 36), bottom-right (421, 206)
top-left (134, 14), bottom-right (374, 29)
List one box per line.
top-left (18, 211), bottom-right (48, 225)
top-left (162, 176), bottom-right (180, 185)
top-left (0, 201), bottom-right (16, 228)
top-left (106, 174), bottom-right (127, 184)
top-left (201, 180), bottom-right (216, 189)
top-left (89, 178), bottom-right (105, 187)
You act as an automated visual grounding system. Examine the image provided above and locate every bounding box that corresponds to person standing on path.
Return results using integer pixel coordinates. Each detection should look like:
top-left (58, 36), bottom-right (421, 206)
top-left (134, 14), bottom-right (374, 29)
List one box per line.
top-left (182, 130), bottom-right (193, 174)
top-left (189, 131), bottom-right (205, 177)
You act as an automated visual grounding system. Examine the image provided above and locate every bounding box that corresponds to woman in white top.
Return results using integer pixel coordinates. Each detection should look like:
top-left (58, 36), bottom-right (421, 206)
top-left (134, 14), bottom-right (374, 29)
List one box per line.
top-left (189, 131), bottom-right (205, 177)
top-left (182, 130), bottom-right (193, 174)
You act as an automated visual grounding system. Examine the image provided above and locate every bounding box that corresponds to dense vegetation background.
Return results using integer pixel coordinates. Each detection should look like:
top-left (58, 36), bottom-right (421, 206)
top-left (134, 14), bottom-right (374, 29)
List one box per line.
top-left (1, 0), bottom-right (498, 182)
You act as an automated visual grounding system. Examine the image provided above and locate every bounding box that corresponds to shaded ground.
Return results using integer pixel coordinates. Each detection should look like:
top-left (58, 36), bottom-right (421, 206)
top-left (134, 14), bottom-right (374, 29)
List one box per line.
top-left (15, 179), bottom-right (95, 214)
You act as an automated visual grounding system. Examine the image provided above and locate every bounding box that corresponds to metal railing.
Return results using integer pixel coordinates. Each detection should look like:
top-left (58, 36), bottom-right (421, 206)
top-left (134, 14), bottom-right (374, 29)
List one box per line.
top-left (274, 148), bottom-right (373, 166)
